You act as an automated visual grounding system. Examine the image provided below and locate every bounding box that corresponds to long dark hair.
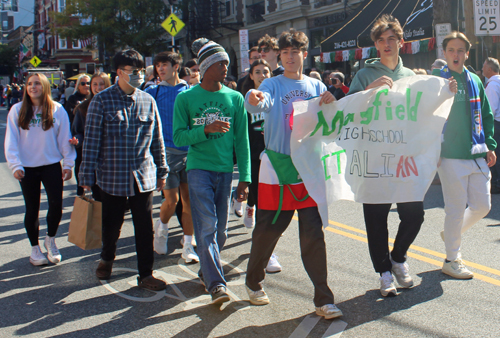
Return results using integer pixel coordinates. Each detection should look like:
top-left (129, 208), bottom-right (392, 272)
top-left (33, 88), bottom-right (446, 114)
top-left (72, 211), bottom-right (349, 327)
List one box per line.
top-left (240, 59), bottom-right (272, 96)
top-left (18, 73), bottom-right (55, 130)
top-left (74, 72), bottom-right (111, 119)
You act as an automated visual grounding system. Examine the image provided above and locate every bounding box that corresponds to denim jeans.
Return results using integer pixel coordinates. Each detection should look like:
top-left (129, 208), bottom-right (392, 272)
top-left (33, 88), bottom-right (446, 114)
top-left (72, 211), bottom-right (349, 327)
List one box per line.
top-left (187, 169), bottom-right (232, 293)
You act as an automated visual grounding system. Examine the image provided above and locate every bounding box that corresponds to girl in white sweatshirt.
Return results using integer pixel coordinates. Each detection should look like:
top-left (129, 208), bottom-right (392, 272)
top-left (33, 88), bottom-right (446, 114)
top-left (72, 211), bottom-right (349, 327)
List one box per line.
top-left (4, 73), bottom-right (76, 266)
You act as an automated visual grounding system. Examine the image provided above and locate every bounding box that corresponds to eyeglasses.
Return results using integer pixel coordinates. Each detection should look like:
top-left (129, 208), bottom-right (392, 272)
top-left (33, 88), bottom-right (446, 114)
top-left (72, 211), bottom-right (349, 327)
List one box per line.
top-left (80, 82), bottom-right (90, 86)
top-left (258, 47), bottom-right (271, 53)
top-left (120, 68), bottom-right (144, 75)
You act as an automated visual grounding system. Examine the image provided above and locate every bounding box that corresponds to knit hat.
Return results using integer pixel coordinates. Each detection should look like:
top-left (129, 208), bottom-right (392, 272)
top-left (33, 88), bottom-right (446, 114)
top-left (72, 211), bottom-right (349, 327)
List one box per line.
top-left (191, 38), bottom-right (230, 78)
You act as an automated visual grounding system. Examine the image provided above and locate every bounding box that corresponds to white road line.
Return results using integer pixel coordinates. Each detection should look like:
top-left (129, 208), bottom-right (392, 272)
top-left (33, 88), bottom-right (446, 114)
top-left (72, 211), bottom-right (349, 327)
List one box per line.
top-left (288, 314), bottom-right (321, 338)
top-left (322, 320), bottom-right (347, 338)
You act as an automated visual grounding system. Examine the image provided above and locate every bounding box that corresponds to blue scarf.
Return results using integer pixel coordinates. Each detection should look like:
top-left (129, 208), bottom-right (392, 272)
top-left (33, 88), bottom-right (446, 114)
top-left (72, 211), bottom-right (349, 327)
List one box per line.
top-left (440, 66), bottom-right (488, 155)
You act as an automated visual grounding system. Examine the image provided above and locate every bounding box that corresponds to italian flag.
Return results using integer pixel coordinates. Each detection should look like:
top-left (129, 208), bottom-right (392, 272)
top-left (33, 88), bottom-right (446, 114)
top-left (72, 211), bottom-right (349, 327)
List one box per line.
top-left (258, 152), bottom-right (317, 210)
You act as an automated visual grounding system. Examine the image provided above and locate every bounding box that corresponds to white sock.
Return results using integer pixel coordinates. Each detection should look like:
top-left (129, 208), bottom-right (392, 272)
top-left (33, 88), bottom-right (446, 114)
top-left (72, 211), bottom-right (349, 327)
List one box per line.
top-left (183, 235), bottom-right (192, 246)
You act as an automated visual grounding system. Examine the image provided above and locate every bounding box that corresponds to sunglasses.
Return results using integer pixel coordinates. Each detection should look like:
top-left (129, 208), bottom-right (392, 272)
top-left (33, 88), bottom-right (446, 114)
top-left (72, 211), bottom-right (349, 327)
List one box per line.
top-left (80, 82), bottom-right (90, 86)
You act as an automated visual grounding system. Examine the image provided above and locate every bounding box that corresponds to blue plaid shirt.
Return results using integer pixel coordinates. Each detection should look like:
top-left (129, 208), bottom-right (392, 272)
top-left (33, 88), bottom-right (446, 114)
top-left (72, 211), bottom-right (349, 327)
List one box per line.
top-left (79, 84), bottom-right (168, 196)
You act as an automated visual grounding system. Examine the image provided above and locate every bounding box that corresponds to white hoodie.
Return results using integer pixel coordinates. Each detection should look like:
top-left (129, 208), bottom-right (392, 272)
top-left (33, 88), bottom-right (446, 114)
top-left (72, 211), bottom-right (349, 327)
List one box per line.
top-left (485, 74), bottom-right (500, 121)
top-left (5, 101), bottom-right (76, 174)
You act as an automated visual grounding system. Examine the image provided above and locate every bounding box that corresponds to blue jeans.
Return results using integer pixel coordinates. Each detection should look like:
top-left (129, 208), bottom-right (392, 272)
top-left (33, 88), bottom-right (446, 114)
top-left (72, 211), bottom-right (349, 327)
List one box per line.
top-left (187, 169), bottom-right (232, 293)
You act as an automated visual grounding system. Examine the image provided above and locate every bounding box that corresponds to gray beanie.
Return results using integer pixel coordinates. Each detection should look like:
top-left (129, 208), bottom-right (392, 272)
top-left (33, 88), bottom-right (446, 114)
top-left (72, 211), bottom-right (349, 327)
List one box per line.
top-left (191, 38), bottom-right (230, 78)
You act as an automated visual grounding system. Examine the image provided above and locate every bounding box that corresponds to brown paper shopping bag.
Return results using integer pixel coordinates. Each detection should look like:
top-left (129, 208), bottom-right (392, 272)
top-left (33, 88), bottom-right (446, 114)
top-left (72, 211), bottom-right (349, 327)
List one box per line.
top-left (68, 196), bottom-right (102, 250)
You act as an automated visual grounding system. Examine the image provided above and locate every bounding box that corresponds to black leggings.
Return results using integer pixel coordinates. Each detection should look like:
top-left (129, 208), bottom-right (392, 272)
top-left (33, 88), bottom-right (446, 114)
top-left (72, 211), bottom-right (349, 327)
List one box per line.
top-left (19, 163), bottom-right (64, 246)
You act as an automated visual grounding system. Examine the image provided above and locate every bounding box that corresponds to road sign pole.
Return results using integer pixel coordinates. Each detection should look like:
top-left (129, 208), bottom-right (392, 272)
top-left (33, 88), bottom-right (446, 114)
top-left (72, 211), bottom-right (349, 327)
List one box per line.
top-left (171, 5), bottom-right (175, 52)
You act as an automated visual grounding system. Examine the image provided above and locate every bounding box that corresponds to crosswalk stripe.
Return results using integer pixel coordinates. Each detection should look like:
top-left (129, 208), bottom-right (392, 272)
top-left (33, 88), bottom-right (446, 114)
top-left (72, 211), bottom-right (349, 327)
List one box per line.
top-left (322, 320), bottom-right (348, 338)
top-left (288, 314), bottom-right (321, 338)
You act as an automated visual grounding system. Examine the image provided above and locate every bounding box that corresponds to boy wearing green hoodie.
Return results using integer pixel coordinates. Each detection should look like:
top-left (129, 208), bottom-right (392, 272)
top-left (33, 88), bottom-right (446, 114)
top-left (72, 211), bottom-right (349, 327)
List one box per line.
top-left (347, 14), bottom-right (423, 297)
top-left (433, 32), bottom-right (496, 279)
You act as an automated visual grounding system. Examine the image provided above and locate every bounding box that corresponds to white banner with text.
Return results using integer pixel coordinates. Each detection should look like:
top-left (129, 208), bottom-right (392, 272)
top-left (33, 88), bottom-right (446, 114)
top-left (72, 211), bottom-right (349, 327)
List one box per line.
top-left (290, 75), bottom-right (454, 226)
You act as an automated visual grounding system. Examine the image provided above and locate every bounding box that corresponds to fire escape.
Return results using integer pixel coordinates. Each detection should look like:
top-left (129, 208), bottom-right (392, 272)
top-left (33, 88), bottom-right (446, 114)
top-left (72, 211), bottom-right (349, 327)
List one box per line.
top-left (185, 0), bottom-right (242, 55)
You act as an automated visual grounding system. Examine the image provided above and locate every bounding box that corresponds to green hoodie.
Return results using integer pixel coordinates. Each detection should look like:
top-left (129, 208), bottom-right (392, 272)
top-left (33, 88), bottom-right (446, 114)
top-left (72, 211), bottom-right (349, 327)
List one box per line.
top-left (348, 57), bottom-right (415, 95)
top-left (432, 68), bottom-right (496, 159)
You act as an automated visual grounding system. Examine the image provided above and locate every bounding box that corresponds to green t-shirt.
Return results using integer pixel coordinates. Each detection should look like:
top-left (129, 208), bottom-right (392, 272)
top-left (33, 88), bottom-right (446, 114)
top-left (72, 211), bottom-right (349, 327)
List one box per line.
top-left (172, 85), bottom-right (251, 182)
top-left (432, 68), bottom-right (496, 159)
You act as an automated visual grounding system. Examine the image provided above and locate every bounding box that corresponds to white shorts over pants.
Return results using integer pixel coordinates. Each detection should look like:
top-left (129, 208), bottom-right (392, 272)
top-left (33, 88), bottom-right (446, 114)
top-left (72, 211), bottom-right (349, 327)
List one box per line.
top-left (437, 157), bottom-right (491, 261)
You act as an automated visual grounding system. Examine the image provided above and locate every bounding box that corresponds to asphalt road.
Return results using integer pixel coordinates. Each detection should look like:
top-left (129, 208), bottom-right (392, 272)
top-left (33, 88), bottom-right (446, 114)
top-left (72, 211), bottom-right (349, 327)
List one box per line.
top-left (1, 105), bottom-right (499, 337)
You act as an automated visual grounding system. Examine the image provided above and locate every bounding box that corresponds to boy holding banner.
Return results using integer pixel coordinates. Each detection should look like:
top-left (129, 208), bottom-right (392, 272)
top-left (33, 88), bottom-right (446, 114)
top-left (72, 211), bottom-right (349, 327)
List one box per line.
top-left (433, 32), bottom-right (496, 279)
top-left (244, 28), bottom-right (342, 319)
top-left (347, 15), bottom-right (427, 297)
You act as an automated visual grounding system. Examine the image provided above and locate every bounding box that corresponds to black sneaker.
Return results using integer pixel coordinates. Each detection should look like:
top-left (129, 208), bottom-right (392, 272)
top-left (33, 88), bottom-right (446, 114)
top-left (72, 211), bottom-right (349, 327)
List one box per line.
top-left (210, 286), bottom-right (230, 305)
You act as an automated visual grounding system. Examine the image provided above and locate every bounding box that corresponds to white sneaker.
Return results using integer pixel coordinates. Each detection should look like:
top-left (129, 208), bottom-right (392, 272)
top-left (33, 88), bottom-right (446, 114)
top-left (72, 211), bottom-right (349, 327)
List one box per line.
top-left (266, 253), bottom-right (282, 273)
top-left (29, 245), bottom-right (48, 266)
top-left (391, 259), bottom-right (413, 288)
top-left (246, 286), bottom-right (270, 305)
top-left (153, 219), bottom-right (168, 255)
top-left (243, 205), bottom-right (255, 228)
top-left (44, 236), bottom-right (61, 264)
top-left (182, 242), bottom-right (199, 263)
top-left (180, 235), bottom-right (197, 247)
top-left (442, 258), bottom-right (474, 279)
top-left (379, 271), bottom-right (397, 297)
top-left (315, 304), bottom-right (343, 319)
top-left (231, 198), bottom-right (243, 217)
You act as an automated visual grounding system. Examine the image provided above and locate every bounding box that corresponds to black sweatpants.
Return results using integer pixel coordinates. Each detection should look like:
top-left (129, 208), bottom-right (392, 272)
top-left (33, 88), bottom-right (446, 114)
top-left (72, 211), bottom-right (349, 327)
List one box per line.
top-left (246, 207), bottom-right (335, 307)
top-left (100, 182), bottom-right (154, 278)
top-left (19, 163), bottom-right (63, 246)
top-left (363, 202), bottom-right (424, 274)
top-left (247, 159), bottom-right (261, 208)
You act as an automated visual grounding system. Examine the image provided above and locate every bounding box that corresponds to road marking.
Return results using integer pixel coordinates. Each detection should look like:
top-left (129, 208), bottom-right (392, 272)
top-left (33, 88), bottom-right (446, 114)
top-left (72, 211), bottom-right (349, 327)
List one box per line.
top-left (322, 320), bottom-right (348, 338)
top-left (101, 259), bottom-right (251, 309)
top-left (326, 219), bottom-right (500, 277)
top-left (288, 315), bottom-right (347, 338)
top-left (316, 219), bottom-right (500, 287)
top-left (288, 314), bottom-right (320, 338)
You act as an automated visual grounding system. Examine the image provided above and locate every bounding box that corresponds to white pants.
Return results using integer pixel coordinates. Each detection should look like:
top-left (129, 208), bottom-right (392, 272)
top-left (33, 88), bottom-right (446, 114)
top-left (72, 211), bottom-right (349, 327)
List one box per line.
top-left (438, 158), bottom-right (491, 261)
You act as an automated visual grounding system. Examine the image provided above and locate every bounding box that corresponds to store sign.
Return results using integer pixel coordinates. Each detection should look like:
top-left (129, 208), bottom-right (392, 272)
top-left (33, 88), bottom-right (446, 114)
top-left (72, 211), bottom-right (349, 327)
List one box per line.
top-left (474, 0), bottom-right (500, 36)
top-left (333, 39), bottom-right (356, 50)
top-left (403, 28), bottom-right (427, 40)
top-left (313, 12), bottom-right (347, 26)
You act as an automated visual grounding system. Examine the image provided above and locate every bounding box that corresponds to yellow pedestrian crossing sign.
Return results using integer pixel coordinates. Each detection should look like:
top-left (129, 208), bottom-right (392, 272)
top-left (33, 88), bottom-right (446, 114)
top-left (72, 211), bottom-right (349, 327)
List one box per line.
top-left (162, 13), bottom-right (185, 37)
top-left (30, 56), bottom-right (42, 68)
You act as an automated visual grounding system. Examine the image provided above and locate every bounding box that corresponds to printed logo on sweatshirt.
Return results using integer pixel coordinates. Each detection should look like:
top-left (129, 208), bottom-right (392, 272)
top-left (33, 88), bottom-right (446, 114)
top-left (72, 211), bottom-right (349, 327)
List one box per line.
top-left (29, 113), bottom-right (55, 128)
top-left (281, 90), bottom-right (313, 105)
top-left (193, 103), bottom-right (232, 139)
top-left (250, 112), bottom-right (264, 124)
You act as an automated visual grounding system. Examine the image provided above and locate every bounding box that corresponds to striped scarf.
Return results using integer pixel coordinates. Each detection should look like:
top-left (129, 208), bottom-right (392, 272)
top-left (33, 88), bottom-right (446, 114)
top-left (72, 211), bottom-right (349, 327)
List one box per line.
top-left (440, 66), bottom-right (487, 154)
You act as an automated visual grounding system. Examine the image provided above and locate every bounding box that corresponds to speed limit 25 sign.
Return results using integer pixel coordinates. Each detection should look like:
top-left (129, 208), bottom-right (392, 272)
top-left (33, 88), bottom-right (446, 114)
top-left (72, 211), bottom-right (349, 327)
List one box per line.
top-left (475, 0), bottom-right (500, 36)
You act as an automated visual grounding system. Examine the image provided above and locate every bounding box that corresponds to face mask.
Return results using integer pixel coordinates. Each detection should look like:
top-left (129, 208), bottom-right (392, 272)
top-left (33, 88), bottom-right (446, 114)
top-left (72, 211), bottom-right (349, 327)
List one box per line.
top-left (126, 73), bottom-right (144, 88)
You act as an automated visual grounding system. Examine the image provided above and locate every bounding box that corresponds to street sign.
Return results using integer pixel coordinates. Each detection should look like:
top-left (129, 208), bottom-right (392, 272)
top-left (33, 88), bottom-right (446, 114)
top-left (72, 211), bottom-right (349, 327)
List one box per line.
top-left (30, 56), bottom-right (42, 68)
top-left (239, 30), bottom-right (250, 74)
top-left (435, 23), bottom-right (452, 59)
top-left (162, 13), bottom-right (185, 37)
top-left (474, 1), bottom-right (500, 36)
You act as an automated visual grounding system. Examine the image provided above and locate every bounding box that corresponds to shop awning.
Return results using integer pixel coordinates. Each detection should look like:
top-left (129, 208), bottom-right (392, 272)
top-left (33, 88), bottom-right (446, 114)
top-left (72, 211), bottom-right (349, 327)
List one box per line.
top-left (321, 0), bottom-right (434, 52)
